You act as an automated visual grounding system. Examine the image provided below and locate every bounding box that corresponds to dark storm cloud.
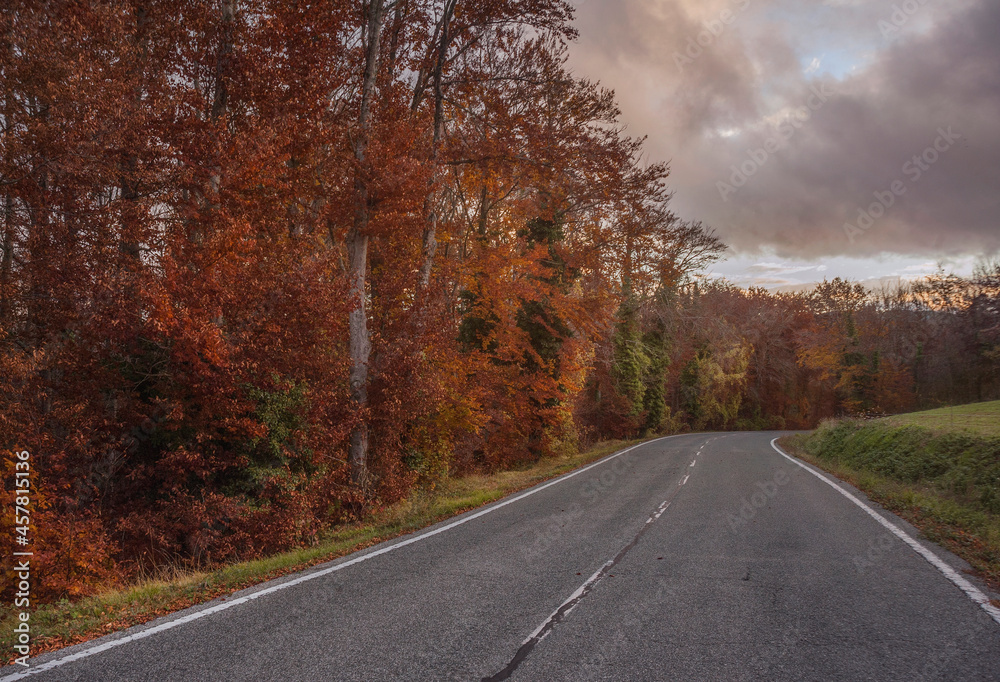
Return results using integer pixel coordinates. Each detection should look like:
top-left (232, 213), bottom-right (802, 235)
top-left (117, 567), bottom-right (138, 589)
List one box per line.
top-left (568, 0), bottom-right (1000, 259)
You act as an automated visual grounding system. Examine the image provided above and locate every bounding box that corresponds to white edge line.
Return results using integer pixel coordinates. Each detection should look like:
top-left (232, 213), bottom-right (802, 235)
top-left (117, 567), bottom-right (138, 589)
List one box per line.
top-left (769, 437), bottom-right (1000, 627)
top-left (1, 434), bottom-right (692, 680)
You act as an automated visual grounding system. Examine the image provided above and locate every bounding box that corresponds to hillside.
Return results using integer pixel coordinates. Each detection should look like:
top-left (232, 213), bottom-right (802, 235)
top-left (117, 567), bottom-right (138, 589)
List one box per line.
top-left (883, 400), bottom-right (1000, 438)
top-left (785, 403), bottom-right (1000, 592)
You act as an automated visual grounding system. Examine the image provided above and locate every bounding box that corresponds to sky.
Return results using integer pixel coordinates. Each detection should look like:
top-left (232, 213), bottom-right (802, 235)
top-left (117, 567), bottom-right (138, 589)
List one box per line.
top-left (565, 0), bottom-right (1000, 289)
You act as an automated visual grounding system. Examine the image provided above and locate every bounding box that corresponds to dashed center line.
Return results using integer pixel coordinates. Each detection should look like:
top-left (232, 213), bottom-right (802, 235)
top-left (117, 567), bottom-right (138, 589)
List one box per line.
top-left (482, 438), bottom-right (707, 681)
top-left (483, 497), bottom-right (674, 682)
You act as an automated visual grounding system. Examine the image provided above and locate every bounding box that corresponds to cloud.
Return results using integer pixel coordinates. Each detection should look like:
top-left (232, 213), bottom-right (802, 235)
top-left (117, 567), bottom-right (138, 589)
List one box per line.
top-left (568, 0), bottom-right (1000, 260)
top-left (900, 262), bottom-right (938, 272)
top-left (746, 262), bottom-right (827, 276)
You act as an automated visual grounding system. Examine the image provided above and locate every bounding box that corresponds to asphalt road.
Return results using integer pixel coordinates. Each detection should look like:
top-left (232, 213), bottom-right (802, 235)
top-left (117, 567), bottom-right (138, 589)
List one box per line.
top-left (7, 431), bottom-right (1000, 681)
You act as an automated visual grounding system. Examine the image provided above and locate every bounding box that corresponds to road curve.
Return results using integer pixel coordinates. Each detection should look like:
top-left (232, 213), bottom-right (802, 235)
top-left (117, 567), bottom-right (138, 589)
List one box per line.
top-left (6, 431), bottom-right (1000, 681)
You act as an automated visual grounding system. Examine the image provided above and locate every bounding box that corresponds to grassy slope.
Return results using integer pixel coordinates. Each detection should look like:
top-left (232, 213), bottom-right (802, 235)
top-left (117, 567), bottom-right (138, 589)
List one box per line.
top-left (883, 400), bottom-right (1000, 438)
top-left (2, 437), bottom-right (655, 661)
top-left (781, 401), bottom-right (1000, 598)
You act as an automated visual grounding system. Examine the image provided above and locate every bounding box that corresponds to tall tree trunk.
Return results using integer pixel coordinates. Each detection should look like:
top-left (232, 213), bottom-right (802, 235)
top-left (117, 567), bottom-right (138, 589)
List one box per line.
top-left (477, 183), bottom-right (489, 240)
top-left (119, 4), bottom-right (149, 296)
top-left (24, 93), bottom-right (49, 351)
top-left (211, 0), bottom-right (234, 123)
top-left (417, 0), bottom-right (456, 293)
top-left (347, 0), bottom-right (386, 490)
top-left (187, 0), bottom-right (234, 248)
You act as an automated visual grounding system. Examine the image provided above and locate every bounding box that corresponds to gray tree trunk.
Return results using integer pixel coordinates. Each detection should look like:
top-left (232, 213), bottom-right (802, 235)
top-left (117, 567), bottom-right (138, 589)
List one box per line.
top-left (347, 0), bottom-right (387, 490)
top-left (417, 0), bottom-right (457, 293)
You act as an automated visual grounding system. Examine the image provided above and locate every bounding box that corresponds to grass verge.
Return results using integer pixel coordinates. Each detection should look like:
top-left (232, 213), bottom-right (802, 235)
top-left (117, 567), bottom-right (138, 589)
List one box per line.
top-left (882, 399), bottom-right (1000, 439)
top-left (1, 436), bottom-right (653, 662)
top-left (779, 418), bottom-right (1000, 597)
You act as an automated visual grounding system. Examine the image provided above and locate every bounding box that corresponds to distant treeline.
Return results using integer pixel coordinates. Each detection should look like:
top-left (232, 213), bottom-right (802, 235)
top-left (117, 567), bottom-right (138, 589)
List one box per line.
top-left (583, 269), bottom-right (1000, 441)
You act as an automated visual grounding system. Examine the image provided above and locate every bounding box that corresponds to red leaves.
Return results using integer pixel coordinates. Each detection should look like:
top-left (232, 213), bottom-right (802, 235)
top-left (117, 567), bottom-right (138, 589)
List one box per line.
top-left (4, 0), bottom-right (685, 600)
top-left (6, 1), bottom-right (993, 608)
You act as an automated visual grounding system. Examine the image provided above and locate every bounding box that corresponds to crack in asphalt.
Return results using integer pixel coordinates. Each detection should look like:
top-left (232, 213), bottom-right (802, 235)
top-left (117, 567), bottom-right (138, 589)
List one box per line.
top-left (482, 447), bottom-right (703, 681)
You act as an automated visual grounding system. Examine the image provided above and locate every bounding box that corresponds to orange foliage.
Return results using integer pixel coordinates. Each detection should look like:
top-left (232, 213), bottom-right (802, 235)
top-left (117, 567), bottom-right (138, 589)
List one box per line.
top-left (2, 2), bottom-right (996, 604)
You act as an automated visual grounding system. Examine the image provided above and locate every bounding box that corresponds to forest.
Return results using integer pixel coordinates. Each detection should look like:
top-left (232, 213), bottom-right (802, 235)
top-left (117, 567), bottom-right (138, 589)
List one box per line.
top-left (1, 1), bottom-right (998, 601)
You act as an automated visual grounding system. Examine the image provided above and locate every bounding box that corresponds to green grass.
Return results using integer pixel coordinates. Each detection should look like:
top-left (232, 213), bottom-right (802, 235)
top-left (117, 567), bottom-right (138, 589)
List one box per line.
top-left (781, 406), bottom-right (1000, 595)
top-left (1, 436), bottom-right (652, 660)
top-left (882, 399), bottom-right (1000, 438)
